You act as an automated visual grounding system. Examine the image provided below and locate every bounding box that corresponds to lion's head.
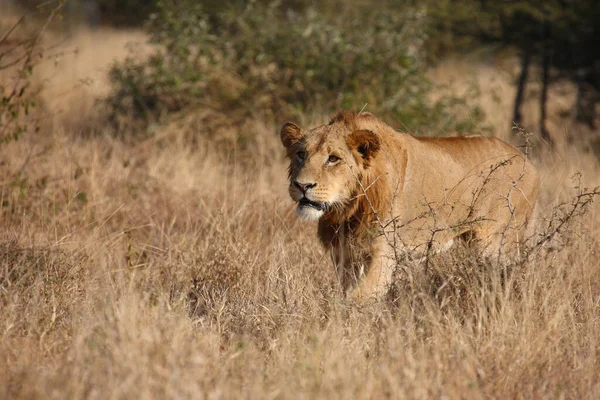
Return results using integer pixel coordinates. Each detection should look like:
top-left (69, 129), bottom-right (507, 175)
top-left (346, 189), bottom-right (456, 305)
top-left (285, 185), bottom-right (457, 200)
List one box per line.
top-left (280, 111), bottom-right (382, 221)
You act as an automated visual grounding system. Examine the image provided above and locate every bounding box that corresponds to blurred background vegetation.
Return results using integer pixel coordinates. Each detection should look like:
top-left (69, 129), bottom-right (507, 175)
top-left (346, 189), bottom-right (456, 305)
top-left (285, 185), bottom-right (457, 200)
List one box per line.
top-left (3, 0), bottom-right (600, 146)
top-left (103, 0), bottom-right (485, 138)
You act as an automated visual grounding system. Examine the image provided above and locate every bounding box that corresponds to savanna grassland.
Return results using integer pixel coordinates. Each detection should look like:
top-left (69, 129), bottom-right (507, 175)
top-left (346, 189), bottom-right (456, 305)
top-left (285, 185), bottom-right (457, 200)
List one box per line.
top-left (2, 3), bottom-right (600, 399)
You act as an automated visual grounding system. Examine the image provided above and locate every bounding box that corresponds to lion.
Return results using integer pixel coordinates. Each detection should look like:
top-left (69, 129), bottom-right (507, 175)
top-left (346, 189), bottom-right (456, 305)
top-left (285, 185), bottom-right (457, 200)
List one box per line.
top-left (280, 110), bottom-right (540, 300)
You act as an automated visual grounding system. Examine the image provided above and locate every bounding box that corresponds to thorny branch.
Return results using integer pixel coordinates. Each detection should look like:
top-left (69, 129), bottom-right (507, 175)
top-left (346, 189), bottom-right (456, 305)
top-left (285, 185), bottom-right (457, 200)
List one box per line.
top-left (523, 173), bottom-right (600, 262)
top-left (0, 1), bottom-right (66, 142)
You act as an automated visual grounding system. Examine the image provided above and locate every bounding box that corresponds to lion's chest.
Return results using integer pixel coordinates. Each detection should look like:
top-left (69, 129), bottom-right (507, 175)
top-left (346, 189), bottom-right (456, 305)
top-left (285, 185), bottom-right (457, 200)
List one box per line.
top-left (320, 221), bottom-right (377, 287)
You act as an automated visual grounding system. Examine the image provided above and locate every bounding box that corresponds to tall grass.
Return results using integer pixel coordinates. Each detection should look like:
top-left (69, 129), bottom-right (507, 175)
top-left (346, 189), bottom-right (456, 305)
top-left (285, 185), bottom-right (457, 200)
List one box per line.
top-left (2, 22), bottom-right (600, 400)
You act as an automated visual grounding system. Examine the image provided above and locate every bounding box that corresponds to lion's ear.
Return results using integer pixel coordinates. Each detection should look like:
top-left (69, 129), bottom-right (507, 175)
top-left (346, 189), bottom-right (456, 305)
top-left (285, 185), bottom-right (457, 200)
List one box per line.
top-left (280, 122), bottom-right (304, 148)
top-left (347, 129), bottom-right (380, 165)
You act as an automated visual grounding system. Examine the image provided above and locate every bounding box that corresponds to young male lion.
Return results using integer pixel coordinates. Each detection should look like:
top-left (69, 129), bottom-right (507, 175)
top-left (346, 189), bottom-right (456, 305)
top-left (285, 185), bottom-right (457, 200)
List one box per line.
top-left (280, 110), bottom-right (539, 300)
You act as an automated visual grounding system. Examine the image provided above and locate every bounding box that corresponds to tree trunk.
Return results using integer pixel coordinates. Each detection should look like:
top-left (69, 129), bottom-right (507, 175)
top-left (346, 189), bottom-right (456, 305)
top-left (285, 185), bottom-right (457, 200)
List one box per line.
top-left (513, 50), bottom-right (530, 128)
top-left (574, 68), bottom-right (597, 129)
top-left (539, 23), bottom-right (554, 146)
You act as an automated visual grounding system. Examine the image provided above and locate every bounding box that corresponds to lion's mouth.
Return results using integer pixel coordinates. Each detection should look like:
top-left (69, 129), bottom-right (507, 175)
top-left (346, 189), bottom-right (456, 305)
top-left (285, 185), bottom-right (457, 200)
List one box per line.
top-left (298, 198), bottom-right (327, 211)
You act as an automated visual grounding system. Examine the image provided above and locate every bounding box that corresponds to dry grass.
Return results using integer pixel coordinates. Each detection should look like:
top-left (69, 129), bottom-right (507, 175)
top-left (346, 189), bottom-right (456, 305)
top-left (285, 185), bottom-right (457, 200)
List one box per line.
top-left (2, 25), bottom-right (600, 399)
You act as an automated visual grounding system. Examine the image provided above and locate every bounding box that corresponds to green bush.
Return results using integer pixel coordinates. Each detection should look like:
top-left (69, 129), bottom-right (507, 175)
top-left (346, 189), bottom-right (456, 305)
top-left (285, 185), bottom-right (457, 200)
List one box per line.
top-left (108, 0), bottom-right (482, 137)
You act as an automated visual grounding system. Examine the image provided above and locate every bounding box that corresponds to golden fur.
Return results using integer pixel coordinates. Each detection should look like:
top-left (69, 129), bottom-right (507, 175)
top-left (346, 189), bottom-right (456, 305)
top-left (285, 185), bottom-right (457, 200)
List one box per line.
top-left (281, 110), bottom-right (540, 299)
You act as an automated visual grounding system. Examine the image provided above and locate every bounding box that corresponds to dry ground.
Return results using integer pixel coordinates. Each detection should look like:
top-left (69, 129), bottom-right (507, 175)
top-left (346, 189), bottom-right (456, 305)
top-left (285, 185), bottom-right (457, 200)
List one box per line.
top-left (2, 25), bottom-right (600, 399)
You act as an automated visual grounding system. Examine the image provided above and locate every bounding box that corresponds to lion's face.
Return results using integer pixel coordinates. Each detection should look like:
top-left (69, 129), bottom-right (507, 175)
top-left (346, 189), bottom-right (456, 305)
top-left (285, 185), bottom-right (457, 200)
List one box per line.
top-left (280, 120), bottom-right (380, 220)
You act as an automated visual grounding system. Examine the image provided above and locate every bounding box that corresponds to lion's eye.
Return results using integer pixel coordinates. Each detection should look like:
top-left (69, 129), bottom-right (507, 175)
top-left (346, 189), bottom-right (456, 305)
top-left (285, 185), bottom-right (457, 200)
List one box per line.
top-left (328, 155), bottom-right (340, 164)
top-left (295, 151), bottom-right (306, 162)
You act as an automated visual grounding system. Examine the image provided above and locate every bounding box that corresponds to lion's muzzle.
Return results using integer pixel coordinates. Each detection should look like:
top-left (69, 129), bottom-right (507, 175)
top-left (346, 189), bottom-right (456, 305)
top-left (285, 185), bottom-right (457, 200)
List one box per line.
top-left (295, 197), bottom-right (326, 221)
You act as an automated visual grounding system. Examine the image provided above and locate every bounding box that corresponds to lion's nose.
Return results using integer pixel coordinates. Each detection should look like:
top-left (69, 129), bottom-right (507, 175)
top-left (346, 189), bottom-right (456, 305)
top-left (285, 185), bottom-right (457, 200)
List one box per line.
top-left (294, 181), bottom-right (316, 193)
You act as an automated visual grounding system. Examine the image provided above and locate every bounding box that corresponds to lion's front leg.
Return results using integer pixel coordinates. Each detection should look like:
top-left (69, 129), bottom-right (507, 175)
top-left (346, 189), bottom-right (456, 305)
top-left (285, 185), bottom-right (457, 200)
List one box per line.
top-left (330, 244), bottom-right (363, 296)
top-left (349, 243), bottom-right (395, 301)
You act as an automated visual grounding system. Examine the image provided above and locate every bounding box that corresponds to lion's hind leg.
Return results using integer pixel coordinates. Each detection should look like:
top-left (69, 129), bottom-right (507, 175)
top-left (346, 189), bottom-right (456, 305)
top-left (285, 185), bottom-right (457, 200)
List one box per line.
top-left (468, 220), bottom-right (529, 262)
